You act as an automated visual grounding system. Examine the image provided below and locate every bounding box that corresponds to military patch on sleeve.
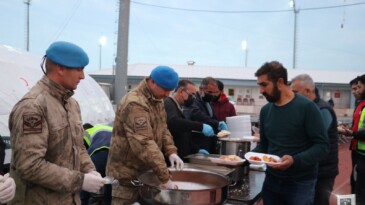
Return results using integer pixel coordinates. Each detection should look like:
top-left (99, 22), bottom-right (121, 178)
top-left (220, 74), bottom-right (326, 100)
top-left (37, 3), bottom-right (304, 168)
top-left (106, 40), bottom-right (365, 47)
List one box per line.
top-left (23, 114), bottom-right (42, 134)
top-left (134, 116), bottom-right (148, 131)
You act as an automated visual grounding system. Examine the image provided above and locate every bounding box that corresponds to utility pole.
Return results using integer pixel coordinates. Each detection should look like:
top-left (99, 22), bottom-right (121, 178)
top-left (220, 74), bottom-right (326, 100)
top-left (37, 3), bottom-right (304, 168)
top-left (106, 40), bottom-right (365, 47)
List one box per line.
top-left (290, 0), bottom-right (299, 69)
top-left (114, 0), bottom-right (130, 104)
top-left (24, 0), bottom-right (31, 51)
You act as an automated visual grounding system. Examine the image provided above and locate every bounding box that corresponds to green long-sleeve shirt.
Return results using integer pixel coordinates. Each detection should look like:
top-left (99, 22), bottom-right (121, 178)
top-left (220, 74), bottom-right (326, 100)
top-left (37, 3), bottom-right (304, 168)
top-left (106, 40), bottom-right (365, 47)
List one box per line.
top-left (253, 94), bottom-right (329, 180)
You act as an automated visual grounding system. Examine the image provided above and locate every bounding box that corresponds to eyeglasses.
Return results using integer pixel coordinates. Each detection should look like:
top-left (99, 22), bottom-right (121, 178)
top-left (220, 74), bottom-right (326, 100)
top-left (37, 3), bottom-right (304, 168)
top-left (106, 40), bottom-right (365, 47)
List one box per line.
top-left (184, 89), bottom-right (196, 98)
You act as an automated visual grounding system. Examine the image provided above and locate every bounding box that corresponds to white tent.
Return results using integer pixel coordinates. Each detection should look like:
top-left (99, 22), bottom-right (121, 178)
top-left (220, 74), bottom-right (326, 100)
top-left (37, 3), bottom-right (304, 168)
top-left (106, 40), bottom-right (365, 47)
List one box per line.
top-left (0, 45), bottom-right (115, 164)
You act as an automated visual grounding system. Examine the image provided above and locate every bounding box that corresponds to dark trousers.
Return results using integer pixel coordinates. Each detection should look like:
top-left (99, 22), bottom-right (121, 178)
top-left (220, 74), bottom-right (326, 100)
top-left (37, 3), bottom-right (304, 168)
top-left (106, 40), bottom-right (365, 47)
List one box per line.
top-left (356, 158), bottom-right (365, 205)
top-left (313, 177), bottom-right (335, 205)
top-left (351, 151), bottom-right (359, 194)
top-left (262, 174), bottom-right (316, 205)
top-left (81, 150), bottom-right (111, 205)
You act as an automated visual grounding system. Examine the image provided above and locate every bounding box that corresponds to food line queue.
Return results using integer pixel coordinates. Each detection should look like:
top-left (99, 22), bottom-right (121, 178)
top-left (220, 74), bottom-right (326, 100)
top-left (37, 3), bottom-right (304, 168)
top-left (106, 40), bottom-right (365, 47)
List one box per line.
top-left (1, 41), bottom-right (365, 205)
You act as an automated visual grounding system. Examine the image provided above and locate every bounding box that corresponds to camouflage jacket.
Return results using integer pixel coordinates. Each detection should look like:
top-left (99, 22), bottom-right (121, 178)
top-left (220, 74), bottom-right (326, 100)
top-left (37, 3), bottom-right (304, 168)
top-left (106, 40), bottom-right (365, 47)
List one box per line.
top-left (106, 78), bottom-right (177, 194)
top-left (8, 76), bottom-right (95, 205)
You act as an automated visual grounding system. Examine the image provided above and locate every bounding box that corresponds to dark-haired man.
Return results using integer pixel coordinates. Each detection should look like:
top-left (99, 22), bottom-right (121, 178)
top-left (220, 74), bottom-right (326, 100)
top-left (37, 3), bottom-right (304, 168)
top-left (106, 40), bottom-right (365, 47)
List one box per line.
top-left (211, 80), bottom-right (237, 122)
top-left (164, 80), bottom-right (215, 160)
top-left (183, 77), bottom-right (228, 154)
top-left (252, 61), bottom-right (329, 205)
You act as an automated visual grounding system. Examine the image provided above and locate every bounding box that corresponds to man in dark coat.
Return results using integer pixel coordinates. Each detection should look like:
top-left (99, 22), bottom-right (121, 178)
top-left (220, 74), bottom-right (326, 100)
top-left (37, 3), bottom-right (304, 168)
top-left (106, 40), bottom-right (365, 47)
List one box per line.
top-left (164, 80), bottom-right (215, 160)
top-left (291, 74), bottom-right (338, 205)
top-left (183, 77), bottom-right (228, 154)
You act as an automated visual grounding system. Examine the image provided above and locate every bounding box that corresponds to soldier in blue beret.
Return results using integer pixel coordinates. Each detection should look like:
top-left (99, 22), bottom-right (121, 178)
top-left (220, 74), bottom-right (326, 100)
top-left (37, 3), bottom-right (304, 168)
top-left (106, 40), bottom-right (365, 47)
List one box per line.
top-left (9, 41), bottom-right (105, 205)
top-left (106, 65), bottom-right (184, 204)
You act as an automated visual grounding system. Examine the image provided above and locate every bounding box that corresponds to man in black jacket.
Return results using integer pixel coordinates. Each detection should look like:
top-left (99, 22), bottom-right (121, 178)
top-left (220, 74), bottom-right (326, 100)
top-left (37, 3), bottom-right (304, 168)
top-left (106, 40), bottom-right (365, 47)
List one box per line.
top-left (183, 77), bottom-right (228, 154)
top-left (164, 80), bottom-right (215, 160)
top-left (291, 74), bottom-right (338, 205)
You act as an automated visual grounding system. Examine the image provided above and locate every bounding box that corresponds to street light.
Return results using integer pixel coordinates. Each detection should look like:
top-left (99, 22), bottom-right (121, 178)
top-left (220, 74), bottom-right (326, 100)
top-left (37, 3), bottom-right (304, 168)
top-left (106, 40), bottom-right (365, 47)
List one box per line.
top-left (289, 0), bottom-right (299, 69)
top-left (99, 35), bottom-right (107, 70)
top-left (241, 40), bottom-right (248, 68)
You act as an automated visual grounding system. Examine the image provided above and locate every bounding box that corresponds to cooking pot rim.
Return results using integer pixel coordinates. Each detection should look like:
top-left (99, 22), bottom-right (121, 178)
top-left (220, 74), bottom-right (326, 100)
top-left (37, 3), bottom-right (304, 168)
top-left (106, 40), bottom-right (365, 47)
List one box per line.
top-left (136, 168), bottom-right (231, 189)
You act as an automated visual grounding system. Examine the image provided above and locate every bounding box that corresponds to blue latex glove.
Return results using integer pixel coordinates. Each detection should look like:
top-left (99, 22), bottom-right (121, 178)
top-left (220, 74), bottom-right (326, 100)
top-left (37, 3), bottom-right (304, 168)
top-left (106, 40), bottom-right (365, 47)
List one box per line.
top-left (198, 149), bottom-right (210, 155)
top-left (218, 121), bottom-right (228, 131)
top-left (202, 124), bottom-right (214, 137)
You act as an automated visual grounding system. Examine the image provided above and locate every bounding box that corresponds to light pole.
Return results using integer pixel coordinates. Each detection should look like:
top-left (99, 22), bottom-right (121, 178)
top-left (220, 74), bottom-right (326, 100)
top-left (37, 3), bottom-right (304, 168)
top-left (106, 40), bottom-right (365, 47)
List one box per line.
top-left (99, 35), bottom-right (107, 70)
top-left (290, 0), bottom-right (299, 69)
top-left (241, 40), bottom-right (248, 68)
top-left (24, 0), bottom-right (31, 51)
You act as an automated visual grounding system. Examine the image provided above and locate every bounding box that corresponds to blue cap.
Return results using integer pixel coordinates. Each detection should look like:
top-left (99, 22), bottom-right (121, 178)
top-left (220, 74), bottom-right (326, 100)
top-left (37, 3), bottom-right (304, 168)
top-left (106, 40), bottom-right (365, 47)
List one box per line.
top-left (46, 41), bottom-right (89, 68)
top-left (150, 66), bottom-right (179, 90)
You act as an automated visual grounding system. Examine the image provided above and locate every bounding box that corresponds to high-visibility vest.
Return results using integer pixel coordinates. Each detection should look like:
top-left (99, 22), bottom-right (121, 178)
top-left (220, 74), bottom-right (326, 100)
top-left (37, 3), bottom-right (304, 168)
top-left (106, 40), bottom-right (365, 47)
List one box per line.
top-left (357, 107), bottom-right (365, 151)
top-left (83, 125), bottom-right (112, 156)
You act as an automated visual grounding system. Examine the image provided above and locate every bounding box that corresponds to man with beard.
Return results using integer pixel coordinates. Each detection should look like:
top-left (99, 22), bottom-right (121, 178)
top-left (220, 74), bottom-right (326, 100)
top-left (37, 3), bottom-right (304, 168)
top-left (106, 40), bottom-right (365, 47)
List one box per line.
top-left (164, 80), bottom-right (215, 161)
top-left (183, 77), bottom-right (228, 154)
top-left (350, 76), bottom-right (361, 108)
top-left (211, 80), bottom-right (237, 122)
top-left (252, 61), bottom-right (329, 205)
top-left (341, 74), bottom-right (365, 204)
top-left (291, 74), bottom-right (338, 205)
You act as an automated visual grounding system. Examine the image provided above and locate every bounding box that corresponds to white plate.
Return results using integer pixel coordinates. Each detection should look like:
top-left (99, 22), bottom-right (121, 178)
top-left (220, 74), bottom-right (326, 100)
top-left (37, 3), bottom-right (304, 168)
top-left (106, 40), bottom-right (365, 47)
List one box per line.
top-left (209, 156), bottom-right (245, 166)
top-left (244, 152), bottom-right (281, 165)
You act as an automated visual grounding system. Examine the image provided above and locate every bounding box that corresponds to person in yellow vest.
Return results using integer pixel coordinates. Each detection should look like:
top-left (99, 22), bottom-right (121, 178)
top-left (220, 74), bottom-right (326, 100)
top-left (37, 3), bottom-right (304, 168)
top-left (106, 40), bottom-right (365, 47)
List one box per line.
top-left (342, 74), bottom-right (365, 205)
top-left (81, 123), bottom-right (113, 205)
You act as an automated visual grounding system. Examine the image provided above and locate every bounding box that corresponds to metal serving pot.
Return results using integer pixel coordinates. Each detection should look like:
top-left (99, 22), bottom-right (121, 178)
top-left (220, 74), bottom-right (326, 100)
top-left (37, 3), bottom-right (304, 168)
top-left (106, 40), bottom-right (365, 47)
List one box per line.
top-left (132, 168), bottom-right (230, 205)
top-left (218, 138), bottom-right (252, 179)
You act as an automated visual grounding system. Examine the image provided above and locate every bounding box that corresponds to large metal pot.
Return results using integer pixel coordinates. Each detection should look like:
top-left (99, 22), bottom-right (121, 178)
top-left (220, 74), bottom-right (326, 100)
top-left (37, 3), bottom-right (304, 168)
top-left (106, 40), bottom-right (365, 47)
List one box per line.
top-left (218, 138), bottom-right (251, 156)
top-left (218, 138), bottom-right (252, 180)
top-left (133, 168), bottom-right (230, 205)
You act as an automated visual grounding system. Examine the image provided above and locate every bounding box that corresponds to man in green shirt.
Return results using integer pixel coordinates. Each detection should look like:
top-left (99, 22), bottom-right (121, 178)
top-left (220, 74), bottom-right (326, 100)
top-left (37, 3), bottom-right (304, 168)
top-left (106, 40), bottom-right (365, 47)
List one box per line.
top-left (253, 61), bottom-right (329, 205)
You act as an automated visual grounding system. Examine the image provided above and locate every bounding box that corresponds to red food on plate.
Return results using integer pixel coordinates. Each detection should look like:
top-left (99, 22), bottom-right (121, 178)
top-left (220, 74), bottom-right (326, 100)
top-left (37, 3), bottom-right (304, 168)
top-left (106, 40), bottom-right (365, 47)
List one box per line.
top-left (249, 156), bottom-right (261, 161)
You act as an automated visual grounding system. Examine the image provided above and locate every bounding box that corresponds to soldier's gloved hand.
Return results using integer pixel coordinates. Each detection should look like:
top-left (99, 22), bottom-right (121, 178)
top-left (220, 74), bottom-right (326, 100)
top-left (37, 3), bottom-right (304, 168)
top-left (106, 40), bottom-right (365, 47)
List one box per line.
top-left (160, 179), bottom-right (178, 190)
top-left (0, 173), bottom-right (16, 203)
top-left (169, 153), bottom-right (184, 170)
top-left (202, 124), bottom-right (214, 137)
top-left (82, 173), bottom-right (104, 193)
top-left (89, 170), bottom-right (102, 177)
top-left (218, 121), bottom-right (228, 131)
top-left (198, 149), bottom-right (209, 155)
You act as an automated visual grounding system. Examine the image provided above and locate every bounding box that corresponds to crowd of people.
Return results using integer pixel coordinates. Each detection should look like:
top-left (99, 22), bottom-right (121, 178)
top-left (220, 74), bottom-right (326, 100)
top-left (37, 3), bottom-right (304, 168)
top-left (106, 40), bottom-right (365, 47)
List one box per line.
top-left (1, 40), bottom-right (364, 205)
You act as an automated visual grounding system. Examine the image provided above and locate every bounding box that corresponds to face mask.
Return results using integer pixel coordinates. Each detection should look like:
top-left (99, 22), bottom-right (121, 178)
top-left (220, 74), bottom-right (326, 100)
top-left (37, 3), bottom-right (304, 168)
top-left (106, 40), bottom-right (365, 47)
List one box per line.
top-left (184, 94), bottom-right (195, 106)
top-left (211, 94), bottom-right (220, 103)
top-left (202, 93), bottom-right (214, 102)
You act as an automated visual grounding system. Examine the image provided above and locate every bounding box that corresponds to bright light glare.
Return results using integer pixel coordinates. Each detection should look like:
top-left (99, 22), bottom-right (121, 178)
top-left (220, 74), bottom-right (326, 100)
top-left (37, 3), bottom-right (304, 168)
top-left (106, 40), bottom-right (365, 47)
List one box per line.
top-left (99, 36), bottom-right (107, 46)
top-left (289, 0), bottom-right (295, 8)
top-left (241, 40), bottom-right (248, 50)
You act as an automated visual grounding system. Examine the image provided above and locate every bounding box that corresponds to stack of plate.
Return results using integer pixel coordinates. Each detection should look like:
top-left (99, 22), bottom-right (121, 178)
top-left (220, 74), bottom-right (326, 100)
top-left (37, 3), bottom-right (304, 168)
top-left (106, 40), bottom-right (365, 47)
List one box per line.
top-left (226, 115), bottom-right (252, 138)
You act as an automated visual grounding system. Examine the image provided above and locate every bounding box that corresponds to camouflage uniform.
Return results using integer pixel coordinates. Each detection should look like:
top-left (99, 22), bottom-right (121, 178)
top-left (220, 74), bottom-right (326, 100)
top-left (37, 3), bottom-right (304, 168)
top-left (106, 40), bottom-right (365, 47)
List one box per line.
top-left (8, 76), bottom-right (95, 205)
top-left (106, 78), bottom-right (177, 204)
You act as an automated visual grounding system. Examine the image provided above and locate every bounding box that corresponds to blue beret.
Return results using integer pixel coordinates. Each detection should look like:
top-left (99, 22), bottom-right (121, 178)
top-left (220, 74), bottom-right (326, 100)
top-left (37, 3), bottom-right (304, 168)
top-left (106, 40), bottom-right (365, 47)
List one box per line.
top-left (150, 66), bottom-right (179, 90)
top-left (46, 41), bottom-right (89, 68)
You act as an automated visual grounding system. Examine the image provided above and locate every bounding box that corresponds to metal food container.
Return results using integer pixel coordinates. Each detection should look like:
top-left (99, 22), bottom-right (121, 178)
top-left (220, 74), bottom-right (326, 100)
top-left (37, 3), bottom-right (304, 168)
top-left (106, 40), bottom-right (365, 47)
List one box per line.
top-left (134, 168), bottom-right (230, 205)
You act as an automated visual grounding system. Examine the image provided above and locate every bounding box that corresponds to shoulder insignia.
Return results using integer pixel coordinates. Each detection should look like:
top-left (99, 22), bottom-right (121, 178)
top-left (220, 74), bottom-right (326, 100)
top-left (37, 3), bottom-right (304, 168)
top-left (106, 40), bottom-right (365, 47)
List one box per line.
top-left (134, 116), bottom-right (148, 131)
top-left (23, 114), bottom-right (42, 134)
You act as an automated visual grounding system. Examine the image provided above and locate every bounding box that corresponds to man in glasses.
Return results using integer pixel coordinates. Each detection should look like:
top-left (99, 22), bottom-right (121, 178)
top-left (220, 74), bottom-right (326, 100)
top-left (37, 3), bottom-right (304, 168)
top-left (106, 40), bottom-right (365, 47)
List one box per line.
top-left (164, 80), bottom-right (215, 161)
top-left (183, 77), bottom-right (228, 154)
